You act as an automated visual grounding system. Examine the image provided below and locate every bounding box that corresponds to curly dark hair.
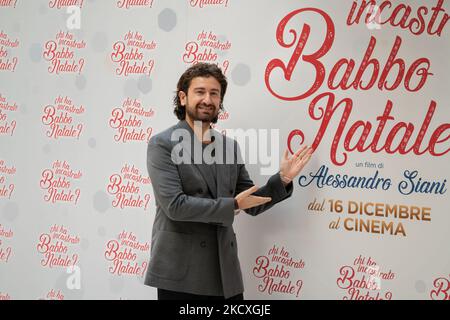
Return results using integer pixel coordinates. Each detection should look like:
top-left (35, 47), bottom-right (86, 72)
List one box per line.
top-left (173, 63), bottom-right (228, 124)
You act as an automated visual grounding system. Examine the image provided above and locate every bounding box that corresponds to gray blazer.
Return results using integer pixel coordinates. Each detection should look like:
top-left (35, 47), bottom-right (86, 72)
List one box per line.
top-left (144, 120), bottom-right (293, 298)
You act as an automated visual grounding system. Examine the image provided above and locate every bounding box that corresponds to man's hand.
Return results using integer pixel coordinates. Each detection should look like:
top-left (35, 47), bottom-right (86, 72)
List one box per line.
top-left (234, 185), bottom-right (271, 213)
top-left (280, 145), bottom-right (313, 184)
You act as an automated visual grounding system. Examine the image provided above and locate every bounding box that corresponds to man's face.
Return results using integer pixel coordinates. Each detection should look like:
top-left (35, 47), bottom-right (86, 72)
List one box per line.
top-left (179, 76), bottom-right (221, 124)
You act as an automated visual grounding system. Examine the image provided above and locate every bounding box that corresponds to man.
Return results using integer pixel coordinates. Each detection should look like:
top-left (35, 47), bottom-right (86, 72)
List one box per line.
top-left (144, 63), bottom-right (313, 300)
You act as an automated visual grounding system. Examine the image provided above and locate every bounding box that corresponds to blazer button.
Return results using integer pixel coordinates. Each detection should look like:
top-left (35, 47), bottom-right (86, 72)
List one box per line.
top-left (197, 188), bottom-right (203, 194)
top-left (229, 189), bottom-right (234, 195)
top-left (200, 241), bottom-right (206, 248)
top-left (231, 241), bottom-right (234, 247)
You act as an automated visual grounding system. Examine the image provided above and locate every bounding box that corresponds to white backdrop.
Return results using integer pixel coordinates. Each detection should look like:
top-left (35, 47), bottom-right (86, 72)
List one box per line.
top-left (0, 0), bottom-right (449, 300)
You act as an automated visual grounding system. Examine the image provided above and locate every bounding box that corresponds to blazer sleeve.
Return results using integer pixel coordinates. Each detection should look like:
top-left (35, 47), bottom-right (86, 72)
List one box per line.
top-left (233, 140), bottom-right (294, 216)
top-left (147, 137), bottom-right (235, 227)
top-left (235, 164), bottom-right (294, 216)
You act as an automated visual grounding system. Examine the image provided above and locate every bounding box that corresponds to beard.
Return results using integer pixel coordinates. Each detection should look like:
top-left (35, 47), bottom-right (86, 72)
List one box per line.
top-left (185, 102), bottom-right (220, 124)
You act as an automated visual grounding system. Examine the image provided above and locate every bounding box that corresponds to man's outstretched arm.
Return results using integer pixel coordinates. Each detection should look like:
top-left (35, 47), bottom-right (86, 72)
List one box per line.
top-left (235, 145), bottom-right (313, 216)
top-left (147, 138), bottom-right (236, 226)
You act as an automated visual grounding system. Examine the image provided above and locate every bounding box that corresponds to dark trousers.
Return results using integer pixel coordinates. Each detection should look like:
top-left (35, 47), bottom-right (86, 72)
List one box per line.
top-left (158, 288), bottom-right (244, 300)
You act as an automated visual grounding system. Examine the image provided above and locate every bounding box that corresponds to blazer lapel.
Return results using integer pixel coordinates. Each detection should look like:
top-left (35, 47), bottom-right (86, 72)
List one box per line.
top-left (213, 132), bottom-right (232, 197)
top-left (174, 120), bottom-right (218, 198)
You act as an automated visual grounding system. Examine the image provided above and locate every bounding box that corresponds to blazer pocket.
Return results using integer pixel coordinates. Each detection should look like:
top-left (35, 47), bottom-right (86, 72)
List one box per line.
top-left (149, 230), bottom-right (192, 281)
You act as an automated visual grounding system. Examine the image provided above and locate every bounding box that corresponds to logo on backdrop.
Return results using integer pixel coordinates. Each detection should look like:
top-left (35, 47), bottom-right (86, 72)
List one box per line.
top-left (36, 224), bottom-right (80, 269)
top-left (266, 3), bottom-right (449, 238)
top-left (188, 0), bottom-right (229, 8)
top-left (252, 245), bottom-right (305, 298)
top-left (182, 30), bottom-right (231, 74)
top-left (41, 289), bottom-right (65, 300)
top-left (0, 94), bottom-right (18, 137)
top-left (106, 164), bottom-right (151, 210)
top-left (265, 4), bottom-right (449, 165)
top-left (0, 224), bottom-right (13, 264)
top-left (41, 96), bottom-right (85, 140)
top-left (109, 98), bottom-right (155, 143)
top-left (0, 1), bottom-right (18, 8)
top-left (0, 159), bottom-right (16, 200)
top-left (430, 274), bottom-right (450, 300)
top-left (48, 0), bottom-right (84, 9)
top-left (337, 255), bottom-right (395, 300)
top-left (110, 31), bottom-right (156, 77)
top-left (0, 30), bottom-right (19, 72)
top-left (117, 0), bottom-right (154, 9)
top-left (104, 230), bottom-right (149, 277)
top-left (40, 160), bottom-right (82, 205)
top-left (43, 31), bottom-right (86, 74)
top-left (0, 292), bottom-right (11, 300)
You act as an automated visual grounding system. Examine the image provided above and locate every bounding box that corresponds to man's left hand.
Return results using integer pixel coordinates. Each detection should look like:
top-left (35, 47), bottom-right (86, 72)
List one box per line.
top-left (279, 145), bottom-right (314, 185)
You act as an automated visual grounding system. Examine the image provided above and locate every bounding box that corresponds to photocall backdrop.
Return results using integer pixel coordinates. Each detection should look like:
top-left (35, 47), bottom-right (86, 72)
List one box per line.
top-left (0, 0), bottom-right (449, 300)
